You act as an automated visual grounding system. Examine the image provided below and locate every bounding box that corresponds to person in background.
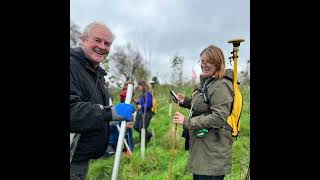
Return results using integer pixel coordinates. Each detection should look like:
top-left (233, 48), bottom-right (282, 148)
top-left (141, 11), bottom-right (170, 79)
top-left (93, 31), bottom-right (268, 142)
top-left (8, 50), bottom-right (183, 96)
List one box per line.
top-left (133, 81), bottom-right (153, 145)
top-left (120, 83), bottom-right (128, 103)
top-left (105, 82), bottom-right (134, 157)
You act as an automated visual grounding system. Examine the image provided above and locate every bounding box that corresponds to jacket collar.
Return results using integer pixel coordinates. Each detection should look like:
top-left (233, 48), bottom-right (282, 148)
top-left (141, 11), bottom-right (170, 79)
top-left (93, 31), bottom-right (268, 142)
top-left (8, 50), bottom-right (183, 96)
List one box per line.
top-left (71, 47), bottom-right (107, 76)
top-left (199, 75), bottom-right (214, 88)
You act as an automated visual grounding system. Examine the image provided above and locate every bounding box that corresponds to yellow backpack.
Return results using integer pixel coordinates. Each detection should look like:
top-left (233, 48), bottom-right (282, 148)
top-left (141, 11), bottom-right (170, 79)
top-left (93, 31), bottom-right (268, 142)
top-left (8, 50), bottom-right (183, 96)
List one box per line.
top-left (150, 88), bottom-right (157, 114)
top-left (152, 96), bottom-right (157, 114)
top-left (226, 77), bottom-right (243, 137)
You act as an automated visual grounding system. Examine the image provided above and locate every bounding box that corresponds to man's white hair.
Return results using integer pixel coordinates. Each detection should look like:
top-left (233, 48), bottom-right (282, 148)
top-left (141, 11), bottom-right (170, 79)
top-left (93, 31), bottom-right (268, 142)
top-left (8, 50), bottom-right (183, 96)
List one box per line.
top-left (82, 21), bottom-right (115, 42)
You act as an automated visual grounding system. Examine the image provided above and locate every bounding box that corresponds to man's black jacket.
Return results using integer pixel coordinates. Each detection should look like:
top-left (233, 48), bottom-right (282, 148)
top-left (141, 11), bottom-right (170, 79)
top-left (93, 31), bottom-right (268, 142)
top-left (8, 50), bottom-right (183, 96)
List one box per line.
top-left (70, 47), bottom-right (113, 161)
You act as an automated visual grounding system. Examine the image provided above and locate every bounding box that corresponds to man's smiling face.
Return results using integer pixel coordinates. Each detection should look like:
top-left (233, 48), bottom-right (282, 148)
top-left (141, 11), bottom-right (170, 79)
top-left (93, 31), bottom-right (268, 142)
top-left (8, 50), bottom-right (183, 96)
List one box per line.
top-left (81, 25), bottom-right (112, 65)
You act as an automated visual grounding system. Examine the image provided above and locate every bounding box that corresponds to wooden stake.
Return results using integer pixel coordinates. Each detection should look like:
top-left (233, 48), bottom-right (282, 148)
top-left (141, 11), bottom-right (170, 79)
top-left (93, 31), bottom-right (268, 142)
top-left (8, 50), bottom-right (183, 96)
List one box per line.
top-left (168, 103), bottom-right (180, 180)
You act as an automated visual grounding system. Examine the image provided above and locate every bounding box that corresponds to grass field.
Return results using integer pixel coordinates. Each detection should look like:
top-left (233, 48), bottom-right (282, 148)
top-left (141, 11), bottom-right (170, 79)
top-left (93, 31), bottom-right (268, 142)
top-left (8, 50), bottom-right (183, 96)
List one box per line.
top-left (86, 84), bottom-right (250, 180)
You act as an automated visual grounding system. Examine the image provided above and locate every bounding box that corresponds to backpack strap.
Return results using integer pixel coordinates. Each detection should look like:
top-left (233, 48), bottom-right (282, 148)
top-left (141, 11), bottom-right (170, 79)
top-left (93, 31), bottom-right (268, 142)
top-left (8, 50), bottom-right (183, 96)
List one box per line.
top-left (201, 77), bottom-right (216, 104)
top-left (224, 75), bottom-right (240, 85)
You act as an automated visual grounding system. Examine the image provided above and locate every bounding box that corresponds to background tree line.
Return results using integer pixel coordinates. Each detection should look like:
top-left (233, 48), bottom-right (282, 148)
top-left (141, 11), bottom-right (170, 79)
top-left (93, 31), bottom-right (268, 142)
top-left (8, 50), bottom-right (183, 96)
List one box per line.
top-left (70, 20), bottom-right (249, 88)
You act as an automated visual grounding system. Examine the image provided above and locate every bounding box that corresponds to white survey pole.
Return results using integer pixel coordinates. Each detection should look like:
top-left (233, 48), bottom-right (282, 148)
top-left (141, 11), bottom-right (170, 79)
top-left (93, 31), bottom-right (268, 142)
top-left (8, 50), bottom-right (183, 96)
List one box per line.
top-left (140, 128), bottom-right (146, 159)
top-left (111, 83), bottom-right (134, 180)
top-left (70, 133), bottom-right (75, 148)
top-left (70, 133), bottom-right (80, 163)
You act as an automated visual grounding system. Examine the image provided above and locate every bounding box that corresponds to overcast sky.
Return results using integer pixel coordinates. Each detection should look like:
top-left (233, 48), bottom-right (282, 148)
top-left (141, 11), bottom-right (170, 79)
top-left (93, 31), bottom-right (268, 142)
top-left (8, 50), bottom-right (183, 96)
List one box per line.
top-left (71, 0), bottom-right (250, 84)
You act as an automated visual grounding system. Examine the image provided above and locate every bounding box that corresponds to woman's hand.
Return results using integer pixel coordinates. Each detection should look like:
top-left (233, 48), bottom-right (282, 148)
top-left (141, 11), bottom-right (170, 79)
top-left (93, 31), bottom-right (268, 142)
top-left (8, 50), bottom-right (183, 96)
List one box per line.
top-left (176, 93), bottom-right (185, 104)
top-left (173, 112), bottom-right (186, 124)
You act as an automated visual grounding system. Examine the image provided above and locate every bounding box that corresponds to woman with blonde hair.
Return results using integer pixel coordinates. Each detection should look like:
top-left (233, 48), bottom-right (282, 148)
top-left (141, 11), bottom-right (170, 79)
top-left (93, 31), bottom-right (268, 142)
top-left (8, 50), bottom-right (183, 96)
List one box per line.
top-left (173, 45), bottom-right (234, 180)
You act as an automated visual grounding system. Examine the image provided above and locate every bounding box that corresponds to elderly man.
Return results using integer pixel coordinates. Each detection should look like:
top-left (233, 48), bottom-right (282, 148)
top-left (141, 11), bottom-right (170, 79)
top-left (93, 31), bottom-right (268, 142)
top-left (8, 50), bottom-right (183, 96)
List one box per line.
top-left (70, 21), bottom-right (135, 180)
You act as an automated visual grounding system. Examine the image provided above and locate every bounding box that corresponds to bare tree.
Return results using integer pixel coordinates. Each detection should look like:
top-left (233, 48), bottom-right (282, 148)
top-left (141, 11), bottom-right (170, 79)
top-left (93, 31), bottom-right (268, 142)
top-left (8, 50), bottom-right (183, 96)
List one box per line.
top-left (109, 43), bottom-right (150, 83)
top-left (170, 54), bottom-right (184, 86)
top-left (70, 20), bottom-right (82, 48)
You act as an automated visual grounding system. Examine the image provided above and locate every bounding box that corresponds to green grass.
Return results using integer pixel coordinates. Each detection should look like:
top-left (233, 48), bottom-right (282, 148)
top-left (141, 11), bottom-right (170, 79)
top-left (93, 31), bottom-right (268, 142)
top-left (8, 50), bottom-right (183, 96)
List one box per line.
top-left (87, 84), bottom-right (250, 180)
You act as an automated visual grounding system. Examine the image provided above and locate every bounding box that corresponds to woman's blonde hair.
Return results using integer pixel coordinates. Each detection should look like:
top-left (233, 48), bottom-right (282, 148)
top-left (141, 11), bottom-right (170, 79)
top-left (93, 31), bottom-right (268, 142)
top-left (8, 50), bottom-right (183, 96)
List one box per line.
top-left (200, 45), bottom-right (225, 79)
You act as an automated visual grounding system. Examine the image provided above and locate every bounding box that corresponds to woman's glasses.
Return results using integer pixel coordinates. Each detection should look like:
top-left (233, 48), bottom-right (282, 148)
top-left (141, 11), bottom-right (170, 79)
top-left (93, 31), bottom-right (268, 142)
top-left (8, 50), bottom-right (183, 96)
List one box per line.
top-left (198, 59), bottom-right (213, 67)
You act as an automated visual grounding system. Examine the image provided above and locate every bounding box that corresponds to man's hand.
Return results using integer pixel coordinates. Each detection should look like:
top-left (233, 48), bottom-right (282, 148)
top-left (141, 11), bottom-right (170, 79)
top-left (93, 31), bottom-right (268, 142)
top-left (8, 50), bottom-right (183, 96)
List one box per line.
top-left (112, 103), bottom-right (135, 122)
